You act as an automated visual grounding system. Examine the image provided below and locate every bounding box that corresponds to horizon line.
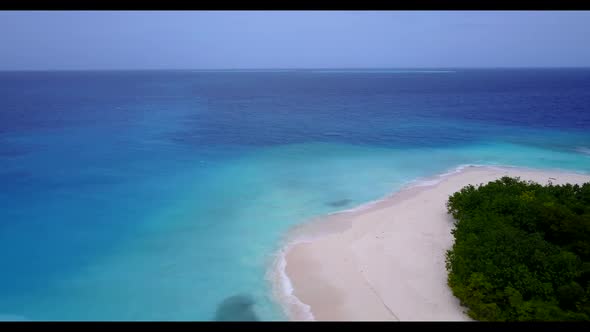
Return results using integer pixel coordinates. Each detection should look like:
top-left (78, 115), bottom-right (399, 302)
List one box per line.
top-left (2, 66), bottom-right (590, 72)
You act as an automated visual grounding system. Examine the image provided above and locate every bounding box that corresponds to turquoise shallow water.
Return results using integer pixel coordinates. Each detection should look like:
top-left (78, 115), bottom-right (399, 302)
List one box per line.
top-left (0, 69), bottom-right (589, 320)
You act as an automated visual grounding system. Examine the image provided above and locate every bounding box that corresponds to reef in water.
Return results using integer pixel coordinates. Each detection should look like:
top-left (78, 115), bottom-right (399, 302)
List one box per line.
top-left (327, 199), bottom-right (352, 207)
top-left (213, 294), bottom-right (259, 321)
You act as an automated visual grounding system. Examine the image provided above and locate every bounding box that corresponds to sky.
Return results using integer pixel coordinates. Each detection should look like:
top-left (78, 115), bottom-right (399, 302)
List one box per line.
top-left (1, 11), bottom-right (590, 70)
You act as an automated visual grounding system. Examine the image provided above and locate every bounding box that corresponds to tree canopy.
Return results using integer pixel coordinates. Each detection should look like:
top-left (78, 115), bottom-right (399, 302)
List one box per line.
top-left (446, 176), bottom-right (590, 321)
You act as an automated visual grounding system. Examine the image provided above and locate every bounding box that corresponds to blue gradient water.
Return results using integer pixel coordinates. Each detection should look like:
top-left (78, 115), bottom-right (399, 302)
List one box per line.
top-left (1, 69), bottom-right (589, 320)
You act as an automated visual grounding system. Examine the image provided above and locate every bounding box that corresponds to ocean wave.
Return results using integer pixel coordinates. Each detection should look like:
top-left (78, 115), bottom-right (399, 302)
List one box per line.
top-left (266, 240), bottom-right (315, 321)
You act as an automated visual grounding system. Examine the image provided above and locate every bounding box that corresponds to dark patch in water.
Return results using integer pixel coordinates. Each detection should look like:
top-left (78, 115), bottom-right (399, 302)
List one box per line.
top-left (213, 294), bottom-right (259, 321)
top-left (327, 199), bottom-right (352, 207)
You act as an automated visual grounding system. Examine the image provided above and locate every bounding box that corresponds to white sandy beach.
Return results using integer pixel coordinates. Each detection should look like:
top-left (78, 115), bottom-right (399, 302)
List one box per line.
top-left (274, 165), bottom-right (590, 321)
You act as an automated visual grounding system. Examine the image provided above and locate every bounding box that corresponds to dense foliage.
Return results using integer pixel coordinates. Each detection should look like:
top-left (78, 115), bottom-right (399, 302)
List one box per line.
top-left (446, 176), bottom-right (590, 321)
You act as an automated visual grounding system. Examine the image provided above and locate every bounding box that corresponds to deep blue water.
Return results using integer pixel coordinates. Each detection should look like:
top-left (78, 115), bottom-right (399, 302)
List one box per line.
top-left (0, 69), bottom-right (589, 320)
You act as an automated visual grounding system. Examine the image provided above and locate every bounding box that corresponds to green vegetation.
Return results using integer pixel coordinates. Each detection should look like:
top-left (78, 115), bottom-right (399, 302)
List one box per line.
top-left (445, 176), bottom-right (590, 321)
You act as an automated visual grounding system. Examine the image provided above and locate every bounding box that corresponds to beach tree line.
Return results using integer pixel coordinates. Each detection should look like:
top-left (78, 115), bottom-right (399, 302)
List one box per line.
top-left (446, 176), bottom-right (590, 321)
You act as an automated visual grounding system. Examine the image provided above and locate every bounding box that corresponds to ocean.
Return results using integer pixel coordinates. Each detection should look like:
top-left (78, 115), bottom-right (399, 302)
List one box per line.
top-left (0, 69), bottom-right (589, 320)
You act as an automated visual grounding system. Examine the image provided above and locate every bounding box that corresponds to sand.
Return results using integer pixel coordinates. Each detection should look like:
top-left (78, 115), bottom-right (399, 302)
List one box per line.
top-left (275, 165), bottom-right (590, 321)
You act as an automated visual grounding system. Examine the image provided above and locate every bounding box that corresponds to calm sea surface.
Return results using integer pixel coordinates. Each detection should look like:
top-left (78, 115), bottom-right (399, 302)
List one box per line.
top-left (0, 69), bottom-right (589, 320)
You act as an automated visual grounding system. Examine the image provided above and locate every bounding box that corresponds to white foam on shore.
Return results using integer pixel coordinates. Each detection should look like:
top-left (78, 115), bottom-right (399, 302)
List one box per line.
top-left (268, 163), bottom-right (589, 321)
top-left (267, 238), bottom-right (316, 321)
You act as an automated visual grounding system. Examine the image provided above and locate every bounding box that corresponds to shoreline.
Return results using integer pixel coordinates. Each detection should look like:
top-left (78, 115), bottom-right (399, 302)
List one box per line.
top-left (269, 164), bottom-right (590, 321)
